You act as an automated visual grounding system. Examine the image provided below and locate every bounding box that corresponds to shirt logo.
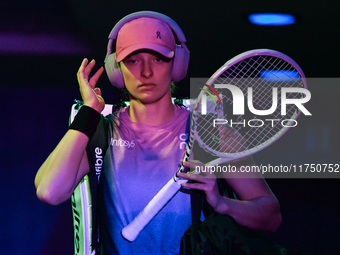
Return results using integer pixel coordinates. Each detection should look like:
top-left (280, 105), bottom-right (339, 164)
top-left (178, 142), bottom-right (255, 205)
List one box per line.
top-left (111, 138), bottom-right (135, 148)
top-left (179, 133), bottom-right (188, 150)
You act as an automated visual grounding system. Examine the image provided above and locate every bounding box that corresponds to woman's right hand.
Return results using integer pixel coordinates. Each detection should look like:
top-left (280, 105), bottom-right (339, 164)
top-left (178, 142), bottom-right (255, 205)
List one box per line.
top-left (77, 58), bottom-right (105, 113)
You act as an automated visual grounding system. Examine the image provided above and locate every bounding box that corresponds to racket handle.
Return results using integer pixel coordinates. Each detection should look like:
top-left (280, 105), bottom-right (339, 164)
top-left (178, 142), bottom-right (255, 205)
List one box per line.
top-left (121, 177), bottom-right (182, 242)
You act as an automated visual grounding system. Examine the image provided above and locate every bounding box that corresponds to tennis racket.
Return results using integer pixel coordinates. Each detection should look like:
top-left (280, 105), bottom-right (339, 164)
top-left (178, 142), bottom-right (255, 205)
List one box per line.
top-left (121, 49), bottom-right (309, 242)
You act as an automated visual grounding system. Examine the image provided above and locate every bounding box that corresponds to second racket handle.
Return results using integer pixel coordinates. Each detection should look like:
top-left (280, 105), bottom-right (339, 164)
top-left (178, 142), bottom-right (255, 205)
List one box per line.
top-left (121, 178), bottom-right (182, 242)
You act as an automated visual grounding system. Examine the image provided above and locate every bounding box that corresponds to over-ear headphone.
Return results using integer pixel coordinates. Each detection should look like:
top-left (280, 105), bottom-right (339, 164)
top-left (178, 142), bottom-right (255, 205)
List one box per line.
top-left (104, 11), bottom-right (190, 88)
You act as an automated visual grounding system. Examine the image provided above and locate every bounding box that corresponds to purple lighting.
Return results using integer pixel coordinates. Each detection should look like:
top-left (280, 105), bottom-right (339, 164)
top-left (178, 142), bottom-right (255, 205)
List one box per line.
top-left (0, 33), bottom-right (91, 55)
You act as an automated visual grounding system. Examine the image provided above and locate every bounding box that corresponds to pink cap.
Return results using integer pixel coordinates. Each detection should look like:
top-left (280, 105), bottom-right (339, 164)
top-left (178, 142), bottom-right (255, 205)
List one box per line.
top-left (116, 17), bottom-right (176, 62)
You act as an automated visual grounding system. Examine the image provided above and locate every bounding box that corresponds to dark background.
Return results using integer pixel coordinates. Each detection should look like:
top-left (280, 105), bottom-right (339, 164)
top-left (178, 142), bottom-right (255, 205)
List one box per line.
top-left (1, 0), bottom-right (339, 254)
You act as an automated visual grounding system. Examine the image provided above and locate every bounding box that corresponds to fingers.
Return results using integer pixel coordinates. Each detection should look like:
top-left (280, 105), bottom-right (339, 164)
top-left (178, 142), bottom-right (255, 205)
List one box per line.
top-left (89, 66), bottom-right (104, 88)
top-left (178, 170), bottom-right (215, 182)
top-left (84, 59), bottom-right (96, 78)
top-left (182, 160), bottom-right (215, 177)
top-left (77, 58), bottom-right (105, 112)
top-left (77, 58), bottom-right (89, 83)
top-left (93, 87), bottom-right (102, 97)
top-left (178, 171), bottom-right (217, 195)
top-left (182, 159), bottom-right (204, 174)
top-left (77, 59), bottom-right (103, 89)
top-left (177, 171), bottom-right (200, 182)
top-left (178, 159), bottom-right (218, 192)
top-left (179, 160), bottom-right (222, 211)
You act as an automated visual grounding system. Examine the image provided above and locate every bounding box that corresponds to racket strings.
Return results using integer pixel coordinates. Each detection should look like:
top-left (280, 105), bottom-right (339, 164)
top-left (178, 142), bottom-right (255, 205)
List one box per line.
top-left (249, 56), bottom-right (285, 111)
top-left (195, 54), bottom-right (305, 156)
top-left (223, 56), bottom-right (302, 118)
top-left (258, 56), bottom-right (301, 110)
top-left (195, 114), bottom-right (246, 154)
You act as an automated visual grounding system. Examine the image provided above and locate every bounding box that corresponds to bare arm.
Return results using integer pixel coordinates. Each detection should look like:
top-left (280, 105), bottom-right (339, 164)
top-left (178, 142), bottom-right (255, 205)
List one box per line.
top-left (35, 131), bottom-right (91, 205)
top-left (35, 59), bottom-right (104, 205)
top-left (218, 175), bottom-right (282, 232)
top-left (178, 157), bottom-right (282, 232)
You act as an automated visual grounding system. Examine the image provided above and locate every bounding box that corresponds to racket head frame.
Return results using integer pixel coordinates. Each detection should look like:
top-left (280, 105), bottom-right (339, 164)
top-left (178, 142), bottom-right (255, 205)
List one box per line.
top-left (192, 49), bottom-right (308, 162)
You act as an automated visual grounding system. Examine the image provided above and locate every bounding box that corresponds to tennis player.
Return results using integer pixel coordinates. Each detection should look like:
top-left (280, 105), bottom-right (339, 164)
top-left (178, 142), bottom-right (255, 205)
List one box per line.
top-left (35, 11), bottom-right (281, 254)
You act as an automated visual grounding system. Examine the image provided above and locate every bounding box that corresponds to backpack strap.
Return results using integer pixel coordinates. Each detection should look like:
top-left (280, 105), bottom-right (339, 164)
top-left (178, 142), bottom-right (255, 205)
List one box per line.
top-left (71, 102), bottom-right (116, 255)
top-left (86, 114), bottom-right (110, 254)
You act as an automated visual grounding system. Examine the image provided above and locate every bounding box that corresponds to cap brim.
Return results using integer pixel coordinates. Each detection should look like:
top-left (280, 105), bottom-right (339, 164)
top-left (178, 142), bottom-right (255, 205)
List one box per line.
top-left (116, 43), bottom-right (174, 62)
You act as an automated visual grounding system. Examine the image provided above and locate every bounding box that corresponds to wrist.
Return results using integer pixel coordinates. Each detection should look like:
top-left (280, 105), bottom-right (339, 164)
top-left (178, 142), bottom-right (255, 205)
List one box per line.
top-left (83, 102), bottom-right (103, 113)
top-left (214, 196), bottom-right (229, 214)
top-left (69, 105), bottom-right (101, 139)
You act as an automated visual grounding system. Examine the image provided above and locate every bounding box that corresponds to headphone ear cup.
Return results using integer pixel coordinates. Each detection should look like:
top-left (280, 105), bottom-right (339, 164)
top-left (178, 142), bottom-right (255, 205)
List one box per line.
top-left (104, 53), bottom-right (125, 88)
top-left (171, 46), bottom-right (190, 82)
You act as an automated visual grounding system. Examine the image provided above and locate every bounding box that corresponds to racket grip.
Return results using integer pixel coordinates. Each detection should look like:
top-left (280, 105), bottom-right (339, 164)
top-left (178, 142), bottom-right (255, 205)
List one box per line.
top-left (121, 177), bottom-right (182, 242)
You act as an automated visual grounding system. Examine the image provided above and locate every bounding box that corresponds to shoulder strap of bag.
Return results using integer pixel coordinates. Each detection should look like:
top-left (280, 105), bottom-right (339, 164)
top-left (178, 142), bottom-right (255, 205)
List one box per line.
top-left (71, 101), bottom-right (117, 255)
top-left (86, 114), bottom-right (110, 254)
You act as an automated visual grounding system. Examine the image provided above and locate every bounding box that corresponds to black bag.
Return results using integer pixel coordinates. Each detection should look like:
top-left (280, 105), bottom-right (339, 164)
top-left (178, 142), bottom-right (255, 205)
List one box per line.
top-left (180, 212), bottom-right (297, 255)
top-left (180, 178), bottom-right (299, 255)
